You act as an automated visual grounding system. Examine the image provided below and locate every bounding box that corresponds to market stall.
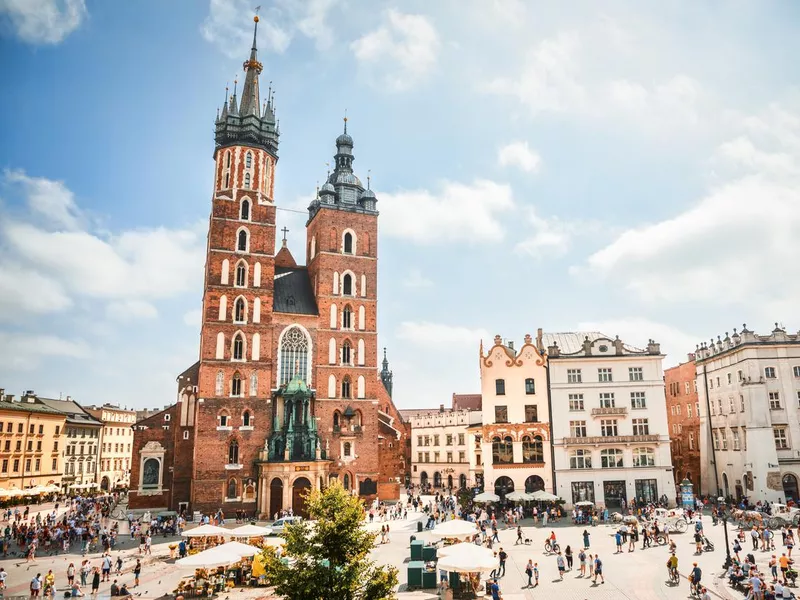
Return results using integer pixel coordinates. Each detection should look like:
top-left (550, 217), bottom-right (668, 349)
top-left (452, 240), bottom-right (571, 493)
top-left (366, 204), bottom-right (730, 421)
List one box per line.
top-left (175, 541), bottom-right (263, 596)
top-left (437, 543), bottom-right (497, 599)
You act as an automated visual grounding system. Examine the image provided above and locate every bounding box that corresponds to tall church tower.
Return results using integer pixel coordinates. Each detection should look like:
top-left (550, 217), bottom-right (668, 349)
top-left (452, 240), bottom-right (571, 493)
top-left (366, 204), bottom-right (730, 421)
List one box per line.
top-left (193, 15), bottom-right (279, 509)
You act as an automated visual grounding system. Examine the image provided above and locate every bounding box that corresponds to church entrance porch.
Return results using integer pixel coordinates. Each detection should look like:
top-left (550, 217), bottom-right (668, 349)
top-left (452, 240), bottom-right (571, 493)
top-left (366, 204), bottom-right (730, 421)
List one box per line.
top-left (256, 459), bottom-right (331, 520)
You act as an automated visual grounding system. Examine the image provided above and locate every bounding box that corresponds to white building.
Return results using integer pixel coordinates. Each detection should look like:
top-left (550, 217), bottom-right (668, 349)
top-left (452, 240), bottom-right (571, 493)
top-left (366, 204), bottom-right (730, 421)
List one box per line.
top-left (85, 404), bottom-right (137, 491)
top-left (403, 406), bottom-right (481, 492)
top-left (696, 324), bottom-right (800, 503)
top-left (544, 332), bottom-right (675, 509)
top-left (478, 334), bottom-right (553, 499)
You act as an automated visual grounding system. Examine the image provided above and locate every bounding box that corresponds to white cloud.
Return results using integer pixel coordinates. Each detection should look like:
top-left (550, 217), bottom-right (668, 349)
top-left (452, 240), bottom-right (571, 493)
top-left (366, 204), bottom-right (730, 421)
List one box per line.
top-left (402, 269), bottom-right (433, 289)
top-left (576, 318), bottom-right (700, 366)
top-left (397, 321), bottom-right (490, 350)
top-left (351, 10), bottom-right (440, 91)
top-left (379, 179), bottom-right (514, 244)
top-left (4, 169), bottom-right (83, 230)
top-left (0, 0), bottom-right (86, 44)
top-left (202, 0), bottom-right (337, 58)
top-left (0, 263), bottom-right (71, 318)
top-left (106, 300), bottom-right (158, 322)
top-left (0, 331), bottom-right (90, 370)
top-left (579, 102), bottom-right (800, 317)
top-left (514, 208), bottom-right (574, 259)
top-left (497, 141), bottom-right (541, 173)
top-left (183, 308), bottom-right (202, 327)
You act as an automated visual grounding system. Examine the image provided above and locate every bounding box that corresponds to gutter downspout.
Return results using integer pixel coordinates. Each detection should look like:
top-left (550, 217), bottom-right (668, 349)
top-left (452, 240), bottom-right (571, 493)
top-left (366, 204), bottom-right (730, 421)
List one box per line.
top-left (701, 362), bottom-right (722, 498)
top-left (545, 360), bottom-right (557, 495)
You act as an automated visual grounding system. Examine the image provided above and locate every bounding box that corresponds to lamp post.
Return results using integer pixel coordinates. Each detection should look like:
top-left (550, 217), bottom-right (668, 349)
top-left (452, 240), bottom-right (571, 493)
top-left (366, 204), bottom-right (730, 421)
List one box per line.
top-left (719, 499), bottom-right (733, 570)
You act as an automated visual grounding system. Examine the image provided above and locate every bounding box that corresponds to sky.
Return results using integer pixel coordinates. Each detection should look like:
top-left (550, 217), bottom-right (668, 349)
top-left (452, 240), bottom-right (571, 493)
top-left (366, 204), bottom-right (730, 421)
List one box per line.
top-left (1, 0), bottom-right (799, 410)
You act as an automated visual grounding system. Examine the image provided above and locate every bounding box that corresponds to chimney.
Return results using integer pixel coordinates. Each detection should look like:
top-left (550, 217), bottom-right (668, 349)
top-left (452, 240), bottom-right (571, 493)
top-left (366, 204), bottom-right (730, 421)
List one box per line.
top-left (439, 404), bottom-right (445, 413)
top-left (507, 340), bottom-right (514, 351)
top-left (66, 395), bottom-right (72, 402)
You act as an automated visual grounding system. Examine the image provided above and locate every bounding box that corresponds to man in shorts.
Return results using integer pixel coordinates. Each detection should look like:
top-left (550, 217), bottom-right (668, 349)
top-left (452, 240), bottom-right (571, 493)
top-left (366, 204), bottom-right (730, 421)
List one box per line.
top-left (30, 573), bottom-right (42, 599)
top-left (593, 555), bottom-right (604, 583)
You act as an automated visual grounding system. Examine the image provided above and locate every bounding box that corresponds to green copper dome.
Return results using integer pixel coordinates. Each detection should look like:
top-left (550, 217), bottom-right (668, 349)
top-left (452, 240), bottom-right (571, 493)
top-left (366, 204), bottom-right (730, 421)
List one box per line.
top-left (285, 374), bottom-right (308, 395)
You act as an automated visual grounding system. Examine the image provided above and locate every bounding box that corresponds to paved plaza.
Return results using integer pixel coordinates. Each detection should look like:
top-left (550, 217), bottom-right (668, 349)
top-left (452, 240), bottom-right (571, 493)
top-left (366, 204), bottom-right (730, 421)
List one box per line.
top-left (0, 496), bottom-right (779, 600)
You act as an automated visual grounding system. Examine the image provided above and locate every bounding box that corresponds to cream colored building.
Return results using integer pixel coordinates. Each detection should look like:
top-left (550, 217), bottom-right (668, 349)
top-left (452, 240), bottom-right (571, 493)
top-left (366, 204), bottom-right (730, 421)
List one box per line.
top-left (85, 405), bottom-right (137, 491)
top-left (402, 407), bottom-right (482, 491)
top-left (478, 333), bottom-right (553, 499)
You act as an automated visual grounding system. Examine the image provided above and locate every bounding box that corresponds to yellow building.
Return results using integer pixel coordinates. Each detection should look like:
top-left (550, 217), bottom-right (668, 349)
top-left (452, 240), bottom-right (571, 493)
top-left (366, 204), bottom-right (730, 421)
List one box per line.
top-left (0, 392), bottom-right (67, 490)
top-left (85, 404), bottom-right (137, 491)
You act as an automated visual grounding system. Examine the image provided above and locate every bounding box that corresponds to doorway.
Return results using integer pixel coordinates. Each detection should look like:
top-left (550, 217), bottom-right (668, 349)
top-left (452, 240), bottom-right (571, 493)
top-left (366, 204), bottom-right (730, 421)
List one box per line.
top-left (292, 477), bottom-right (311, 519)
top-left (783, 474), bottom-right (799, 503)
top-left (603, 480), bottom-right (627, 510)
top-left (269, 478), bottom-right (283, 519)
top-left (524, 475), bottom-right (545, 493)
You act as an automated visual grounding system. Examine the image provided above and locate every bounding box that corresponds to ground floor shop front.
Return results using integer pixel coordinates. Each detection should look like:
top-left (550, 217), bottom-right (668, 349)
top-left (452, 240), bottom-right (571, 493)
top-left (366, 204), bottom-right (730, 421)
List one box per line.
top-left (554, 467), bottom-right (676, 509)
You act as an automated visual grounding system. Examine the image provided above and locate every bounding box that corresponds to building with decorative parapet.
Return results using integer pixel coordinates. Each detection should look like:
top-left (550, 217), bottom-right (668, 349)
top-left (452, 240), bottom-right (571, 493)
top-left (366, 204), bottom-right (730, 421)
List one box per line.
top-left (696, 324), bottom-right (800, 503)
top-left (542, 331), bottom-right (674, 509)
top-left (478, 333), bottom-right (553, 500)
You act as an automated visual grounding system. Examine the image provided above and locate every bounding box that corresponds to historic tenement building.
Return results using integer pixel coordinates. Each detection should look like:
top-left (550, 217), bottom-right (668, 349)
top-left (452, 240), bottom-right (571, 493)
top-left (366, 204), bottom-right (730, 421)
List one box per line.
top-left (129, 17), bottom-right (408, 517)
top-left (84, 404), bottom-right (137, 492)
top-left (664, 356), bottom-right (700, 496)
top-left (478, 334), bottom-right (553, 500)
top-left (697, 324), bottom-right (800, 503)
top-left (544, 332), bottom-right (674, 509)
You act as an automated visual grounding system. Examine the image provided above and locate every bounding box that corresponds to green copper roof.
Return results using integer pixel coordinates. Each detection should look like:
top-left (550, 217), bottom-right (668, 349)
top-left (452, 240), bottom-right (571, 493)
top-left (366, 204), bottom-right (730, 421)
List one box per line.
top-left (285, 374), bottom-right (308, 395)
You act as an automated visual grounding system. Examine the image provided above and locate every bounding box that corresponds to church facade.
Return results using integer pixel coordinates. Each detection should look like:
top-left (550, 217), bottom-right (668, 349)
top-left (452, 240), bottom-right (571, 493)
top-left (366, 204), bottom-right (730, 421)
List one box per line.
top-left (129, 16), bottom-right (409, 518)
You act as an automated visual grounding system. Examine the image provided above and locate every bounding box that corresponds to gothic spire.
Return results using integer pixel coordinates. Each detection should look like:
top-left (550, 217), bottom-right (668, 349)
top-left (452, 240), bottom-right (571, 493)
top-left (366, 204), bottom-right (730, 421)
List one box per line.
top-left (239, 15), bottom-right (263, 117)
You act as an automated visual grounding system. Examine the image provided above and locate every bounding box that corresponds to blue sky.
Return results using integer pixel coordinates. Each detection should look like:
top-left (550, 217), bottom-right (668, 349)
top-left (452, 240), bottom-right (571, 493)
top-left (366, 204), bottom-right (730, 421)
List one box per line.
top-left (1, 0), bottom-right (799, 410)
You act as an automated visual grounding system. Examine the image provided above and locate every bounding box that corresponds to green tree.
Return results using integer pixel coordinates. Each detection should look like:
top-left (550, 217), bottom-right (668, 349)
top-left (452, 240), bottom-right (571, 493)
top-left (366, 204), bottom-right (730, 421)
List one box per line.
top-left (263, 480), bottom-right (398, 600)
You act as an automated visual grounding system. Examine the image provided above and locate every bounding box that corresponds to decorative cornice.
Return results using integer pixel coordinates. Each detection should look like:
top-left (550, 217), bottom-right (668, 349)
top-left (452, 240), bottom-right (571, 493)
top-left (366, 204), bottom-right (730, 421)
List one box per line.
top-left (482, 333), bottom-right (546, 369)
top-left (482, 422), bottom-right (550, 441)
top-left (492, 462), bottom-right (546, 469)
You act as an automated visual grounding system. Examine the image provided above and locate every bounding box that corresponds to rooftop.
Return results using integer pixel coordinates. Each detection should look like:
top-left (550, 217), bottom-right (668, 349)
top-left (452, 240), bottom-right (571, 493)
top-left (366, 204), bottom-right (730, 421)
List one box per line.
top-left (0, 399), bottom-right (65, 416)
top-left (540, 331), bottom-right (644, 354)
top-left (273, 267), bottom-right (318, 315)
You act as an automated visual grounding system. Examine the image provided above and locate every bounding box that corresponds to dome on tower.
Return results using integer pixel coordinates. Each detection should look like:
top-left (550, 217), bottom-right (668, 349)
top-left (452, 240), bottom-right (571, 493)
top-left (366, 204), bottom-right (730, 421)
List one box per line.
top-left (336, 131), bottom-right (354, 146)
top-left (328, 170), bottom-right (362, 187)
top-left (361, 188), bottom-right (376, 199)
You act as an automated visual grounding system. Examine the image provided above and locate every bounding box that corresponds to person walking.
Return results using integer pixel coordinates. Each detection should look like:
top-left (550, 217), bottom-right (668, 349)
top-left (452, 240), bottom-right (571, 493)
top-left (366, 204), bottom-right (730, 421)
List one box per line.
top-left (583, 529), bottom-right (590, 548)
top-left (133, 560), bottom-right (141, 588)
top-left (588, 554), bottom-right (594, 578)
top-left (90, 567), bottom-right (100, 597)
top-left (615, 531), bottom-right (623, 553)
top-left (525, 559), bottom-right (534, 587)
top-left (593, 555), bottom-right (604, 584)
top-left (497, 548), bottom-right (507, 577)
top-left (80, 561), bottom-right (90, 587)
top-left (115, 555), bottom-right (123, 576)
top-left (515, 526), bottom-right (523, 545)
top-left (67, 563), bottom-right (76, 587)
top-left (565, 545), bottom-right (573, 570)
top-left (578, 548), bottom-right (587, 576)
top-left (752, 527), bottom-right (761, 551)
top-left (30, 573), bottom-right (42, 600)
top-left (556, 551), bottom-right (566, 580)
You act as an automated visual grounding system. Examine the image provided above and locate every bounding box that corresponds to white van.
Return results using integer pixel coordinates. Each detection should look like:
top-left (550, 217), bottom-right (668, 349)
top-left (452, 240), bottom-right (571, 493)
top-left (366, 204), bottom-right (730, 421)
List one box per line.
top-left (271, 516), bottom-right (303, 535)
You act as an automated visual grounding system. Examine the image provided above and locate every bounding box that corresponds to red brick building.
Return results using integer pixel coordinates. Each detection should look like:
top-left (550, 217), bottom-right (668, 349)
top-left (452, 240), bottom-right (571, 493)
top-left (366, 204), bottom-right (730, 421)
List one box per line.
top-left (664, 355), bottom-right (701, 496)
top-left (129, 17), bottom-right (408, 517)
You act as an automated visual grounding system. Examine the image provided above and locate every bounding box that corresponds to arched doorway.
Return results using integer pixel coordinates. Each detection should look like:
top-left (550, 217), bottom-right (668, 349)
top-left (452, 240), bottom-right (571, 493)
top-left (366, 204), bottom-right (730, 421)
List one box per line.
top-left (343, 472), bottom-right (351, 491)
top-left (269, 478), bottom-right (283, 520)
top-left (494, 476), bottom-right (514, 500)
top-left (783, 474), bottom-right (799, 503)
top-left (433, 472), bottom-right (442, 488)
top-left (420, 472), bottom-right (428, 489)
top-left (524, 475), bottom-right (545, 493)
top-left (459, 474), bottom-right (467, 489)
top-left (447, 475), bottom-right (453, 489)
top-left (292, 477), bottom-right (312, 519)
top-left (100, 476), bottom-right (110, 492)
top-left (722, 472), bottom-right (730, 499)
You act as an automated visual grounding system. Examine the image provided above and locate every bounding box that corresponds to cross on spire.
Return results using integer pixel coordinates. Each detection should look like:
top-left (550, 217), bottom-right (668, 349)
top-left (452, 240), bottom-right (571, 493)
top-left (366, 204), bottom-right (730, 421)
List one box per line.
top-left (281, 226), bottom-right (289, 242)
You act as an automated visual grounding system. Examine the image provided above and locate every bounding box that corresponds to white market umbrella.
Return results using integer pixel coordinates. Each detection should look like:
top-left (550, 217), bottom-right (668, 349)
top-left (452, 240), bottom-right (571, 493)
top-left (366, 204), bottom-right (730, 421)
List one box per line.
top-left (473, 492), bottom-right (500, 503)
top-left (230, 524), bottom-right (272, 537)
top-left (217, 541), bottom-right (262, 557)
top-left (437, 543), bottom-right (497, 573)
top-left (430, 520), bottom-right (479, 539)
top-left (183, 524), bottom-right (229, 537)
top-left (176, 545), bottom-right (239, 569)
top-left (531, 490), bottom-right (560, 502)
top-left (575, 501), bottom-right (593, 507)
top-left (505, 491), bottom-right (534, 502)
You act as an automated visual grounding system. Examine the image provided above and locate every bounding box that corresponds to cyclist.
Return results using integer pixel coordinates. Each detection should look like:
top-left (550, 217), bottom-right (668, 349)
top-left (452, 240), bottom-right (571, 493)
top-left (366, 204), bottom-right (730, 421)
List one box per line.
top-left (689, 563), bottom-right (702, 595)
top-left (666, 552), bottom-right (679, 582)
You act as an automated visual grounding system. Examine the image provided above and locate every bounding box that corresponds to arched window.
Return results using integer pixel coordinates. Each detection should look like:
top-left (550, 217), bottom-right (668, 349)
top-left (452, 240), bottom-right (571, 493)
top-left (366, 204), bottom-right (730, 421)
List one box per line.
top-left (227, 478), bottom-right (237, 498)
top-left (632, 447), bottom-right (655, 467)
top-left (343, 442), bottom-right (351, 457)
top-left (244, 173), bottom-right (251, 189)
top-left (342, 305), bottom-right (352, 329)
top-left (342, 341), bottom-right (352, 365)
top-left (215, 371), bottom-right (224, 396)
top-left (342, 273), bottom-right (353, 295)
top-left (224, 173), bottom-right (230, 188)
top-left (279, 326), bottom-right (311, 385)
top-left (231, 372), bottom-right (242, 396)
top-left (492, 436), bottom-right (513, 464)
top-left (240, 199), bottom-right (250, 221)
top-left (333, 411), bottom-right (340, 429)
top-left (343, 232), bottom-right (354, 254)
top-left (353, 410), bottom-right (363, 427)
top-left (232, 334), bottom-right (244, 360)
top-left (569, 449), bottom-right (592, 469)
top-left (237, 229), bottom-right (248, 252)
top-left (234, 298), bottom-right (246, 323)
top-left (522, 435), bottom-right (543, 463)
top-left (243, 411), bottom-right (251, 426)
top-left (228, 440), bottom-right (239, 464)
top-left (226, 151), bottom-right (231, 168)
top-left (341, 376), bottom-right (351, 399)
top-left (235, 262), bottom-right (247, 287)
top-left (142, 458), bottom-right (160, 489)
top-left (245, 152), bottom-right (252, 168)
top-left (600, 448), bottom-right (624, 468)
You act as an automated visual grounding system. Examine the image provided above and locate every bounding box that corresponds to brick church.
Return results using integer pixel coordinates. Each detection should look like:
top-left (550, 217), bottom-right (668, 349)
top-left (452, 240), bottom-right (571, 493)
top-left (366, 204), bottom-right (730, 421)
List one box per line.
top-left (129, 16), bottom-right (409, 518)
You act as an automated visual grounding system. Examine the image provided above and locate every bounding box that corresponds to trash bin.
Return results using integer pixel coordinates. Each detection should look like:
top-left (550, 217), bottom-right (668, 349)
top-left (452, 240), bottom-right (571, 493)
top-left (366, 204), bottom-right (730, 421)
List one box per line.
top-left (417, 521), bottom-right (423, 533)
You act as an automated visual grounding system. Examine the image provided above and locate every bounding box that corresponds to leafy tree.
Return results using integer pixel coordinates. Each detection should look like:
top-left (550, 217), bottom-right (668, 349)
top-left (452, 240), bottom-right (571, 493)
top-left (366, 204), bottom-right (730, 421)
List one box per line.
top-left (263, 480), bottom-right (398, 600)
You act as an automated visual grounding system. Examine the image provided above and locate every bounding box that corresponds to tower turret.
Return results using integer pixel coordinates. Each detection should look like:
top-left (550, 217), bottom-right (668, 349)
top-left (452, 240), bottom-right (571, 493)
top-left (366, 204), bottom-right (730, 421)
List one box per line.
top-left (381, 347), bottom-right (393, 398)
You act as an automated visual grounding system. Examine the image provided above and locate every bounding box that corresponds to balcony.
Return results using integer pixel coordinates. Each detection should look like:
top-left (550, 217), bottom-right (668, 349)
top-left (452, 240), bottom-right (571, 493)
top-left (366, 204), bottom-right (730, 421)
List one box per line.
top-left (591, 407), bottom-right (628, 417)
top-left (563, 434), bottom-right (660, 445)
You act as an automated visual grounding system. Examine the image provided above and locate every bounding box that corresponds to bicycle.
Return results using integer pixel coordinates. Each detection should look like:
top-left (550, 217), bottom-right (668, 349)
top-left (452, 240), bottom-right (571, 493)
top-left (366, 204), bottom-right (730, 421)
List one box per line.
top-left (668, 567), bottom-right (679, 584)
top-left (544, 540), bottom-right (560, 553)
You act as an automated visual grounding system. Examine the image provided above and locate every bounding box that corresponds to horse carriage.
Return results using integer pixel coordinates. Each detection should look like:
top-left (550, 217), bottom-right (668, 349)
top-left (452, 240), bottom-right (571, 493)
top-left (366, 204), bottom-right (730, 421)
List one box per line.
top-left (766, 503), bottom-right (800, 529)
top-left (647, 507), bottom-right (689, 533)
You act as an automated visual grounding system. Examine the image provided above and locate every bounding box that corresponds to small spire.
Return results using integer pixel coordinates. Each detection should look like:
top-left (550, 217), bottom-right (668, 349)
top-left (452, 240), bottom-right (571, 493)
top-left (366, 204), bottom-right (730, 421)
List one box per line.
top-left (267, 81), bottom-right (272, 107)
top-left (343, 109), bottom-right (348, 134)
top-left (367, 169), bottom-right (371, 190)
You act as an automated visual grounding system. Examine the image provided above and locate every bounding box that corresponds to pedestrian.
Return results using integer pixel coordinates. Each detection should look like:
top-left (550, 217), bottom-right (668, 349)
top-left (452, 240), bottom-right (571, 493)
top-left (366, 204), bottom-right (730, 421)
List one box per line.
top-left (0, 567), bottom-right (6, 590)
top-left (30, 573), bottom-right (43, 600)
top-left (102, 554), bottom-right (112, 582)
top-left (115, 555), bottom-right (123, 576)
top-left (525, 559), bottom-right (534, 587)
top-left (588, 553), bottom-right (594, 577)
top-left (579, 548), bottom-right (587, 576)
top-left (497, 547), bottom-right (507, 577)
top-left (734, 538), bottom-right (742, 561)
top-left (695, 530), bottom-right (704, 554)
top-left (91, 568), bottom-right (100, 597)
top-left (67, 563), bottom-right (76, 586)
top-left (533, 562), bottom-right (539, 586)
top-left (565, 545), bottom-right (573, 570)
top-left (752, 527), bottom-right (761, 551)
top-left (44, 570), bottom-right (55, 598)
top-left (516, 526), bottom-right (523, 545)
top-left (80, 561), bottom-right (90, 587)
top-left (770, 556), bottom-right (778, 582)
top-left (615, 531), bottom-right (622, 553)
top-left (133, 560), bottom-right (141, 588)
top-left (556, 551), bottom-right (565, 579)
top-left (583, 529), bottom-right (590, 548)
top-left (593, 555), bottom-right (604, 584)
top-left (629, 525), bottom-right (636, 552)
top-left (780, 553), bottom-right (790, 584)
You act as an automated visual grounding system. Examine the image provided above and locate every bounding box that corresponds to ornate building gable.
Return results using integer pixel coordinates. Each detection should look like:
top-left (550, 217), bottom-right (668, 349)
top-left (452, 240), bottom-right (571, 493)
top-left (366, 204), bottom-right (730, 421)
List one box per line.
top-left (480, 333), bottom-right (547, 369)
top-left (543, 332), bottom-right (662, 359)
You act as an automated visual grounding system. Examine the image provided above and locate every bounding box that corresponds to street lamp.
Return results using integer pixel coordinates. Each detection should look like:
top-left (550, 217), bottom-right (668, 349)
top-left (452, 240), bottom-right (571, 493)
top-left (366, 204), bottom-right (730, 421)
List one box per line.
top-left (718, 497), bottom-right (733, 570)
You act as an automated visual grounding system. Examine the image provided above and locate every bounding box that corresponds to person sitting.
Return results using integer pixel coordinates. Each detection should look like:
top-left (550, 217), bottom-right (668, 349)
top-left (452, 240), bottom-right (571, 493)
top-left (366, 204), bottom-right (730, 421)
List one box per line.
top-left (118, 583), bottom-right (131, 597)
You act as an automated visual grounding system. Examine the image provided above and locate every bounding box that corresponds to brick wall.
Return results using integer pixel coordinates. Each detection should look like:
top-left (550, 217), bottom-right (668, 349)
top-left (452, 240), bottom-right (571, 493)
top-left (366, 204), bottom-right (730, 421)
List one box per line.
top-left (665, 357), bottom-right (701, 496)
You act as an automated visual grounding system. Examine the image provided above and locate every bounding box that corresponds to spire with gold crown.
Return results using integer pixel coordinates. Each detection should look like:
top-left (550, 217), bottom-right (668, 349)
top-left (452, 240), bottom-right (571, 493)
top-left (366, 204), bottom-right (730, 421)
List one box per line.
top-left (214, 13), bottom-right (279, 158)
